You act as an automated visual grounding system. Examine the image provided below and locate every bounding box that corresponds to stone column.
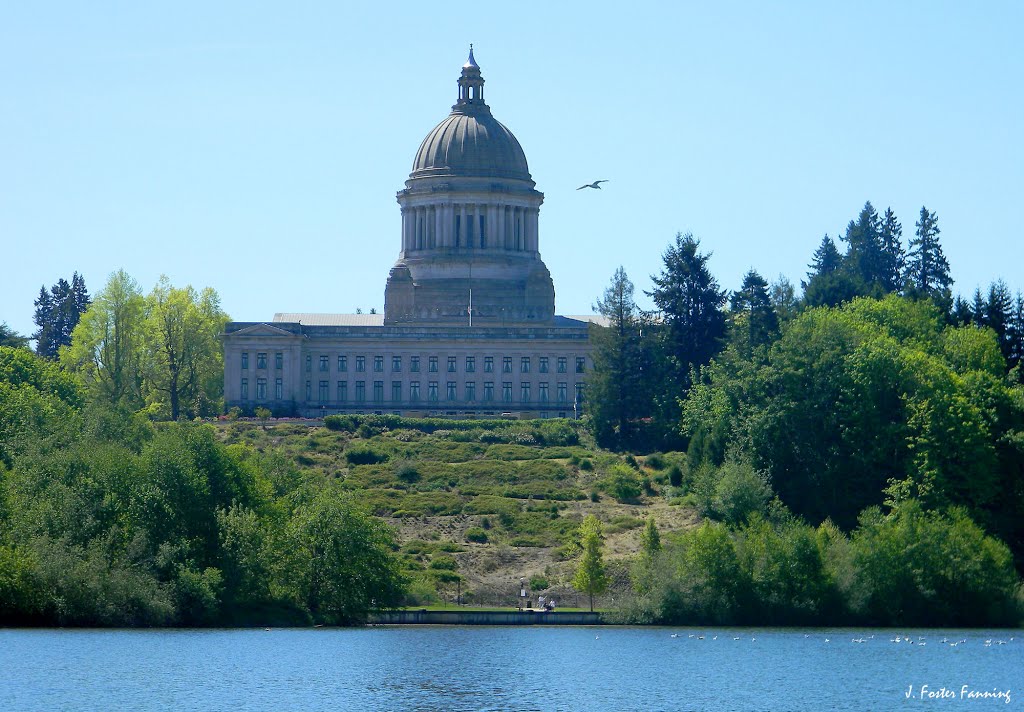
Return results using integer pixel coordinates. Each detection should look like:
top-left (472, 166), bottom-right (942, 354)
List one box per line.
top-left (486, 204), bottom-right (496, 249)
top-left (434, 204), bottom-right (443, 248)
top-left (459, 204), bottom-right (468, 249)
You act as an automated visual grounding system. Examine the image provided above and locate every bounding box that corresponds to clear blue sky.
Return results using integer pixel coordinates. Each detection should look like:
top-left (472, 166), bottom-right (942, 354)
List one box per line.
top-left (2, 2), bottom-right (1022, 338)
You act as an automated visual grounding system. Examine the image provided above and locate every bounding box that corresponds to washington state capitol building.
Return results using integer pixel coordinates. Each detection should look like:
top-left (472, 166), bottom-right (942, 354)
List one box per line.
top-left (223, 49), bottom-right (597, 418)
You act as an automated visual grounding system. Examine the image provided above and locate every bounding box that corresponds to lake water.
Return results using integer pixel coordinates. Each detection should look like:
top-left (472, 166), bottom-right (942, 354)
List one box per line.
top-left (1, 626), bottom-right (1021, 711)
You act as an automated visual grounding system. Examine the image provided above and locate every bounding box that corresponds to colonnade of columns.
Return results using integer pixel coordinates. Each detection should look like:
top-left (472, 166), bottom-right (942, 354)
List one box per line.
top-left (401, 202), bottom-right (539, 253)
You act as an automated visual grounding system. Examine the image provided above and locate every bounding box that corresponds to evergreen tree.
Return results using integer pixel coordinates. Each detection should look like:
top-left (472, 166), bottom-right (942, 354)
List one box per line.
top-left (840, 201), bottom-right (885, 292)
top-left (1009, 293), bottom-right (1024, 371)
top-left (950, 295), bottom-right (973, 326)
top-left (730, 269), bottom-right (779, 350)
top-left (905, 206), bottom-right (952, 311)
top-left (589, 267), bottom-right (649, 448)
top-left (878, 207), bottom-right (906, 293)
top-left (971, 288), bottom-right (987, 328)
top-left (803, 235), bottom-right (862, 308)
top-left (806, 234), bottom-right (842, 281)
top-left (646, 233), bottom-right (726, 444)
top-left (0, 322), bottom-right (29, 349)
top-left (647, 232), bottom-right (727, 387)
top-left (32, 273), bottom-right (90, 359)
top-left (985, 280), bottom-right (1014, 363)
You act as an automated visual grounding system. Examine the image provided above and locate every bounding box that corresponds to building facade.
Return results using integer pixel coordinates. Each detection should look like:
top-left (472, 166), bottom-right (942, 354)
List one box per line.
top-left (223, 49), bottom-right (596, 418)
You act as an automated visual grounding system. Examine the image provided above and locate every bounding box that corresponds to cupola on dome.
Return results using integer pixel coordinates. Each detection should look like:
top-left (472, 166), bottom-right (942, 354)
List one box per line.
top-left (410, 47), bottom-right (532, 182)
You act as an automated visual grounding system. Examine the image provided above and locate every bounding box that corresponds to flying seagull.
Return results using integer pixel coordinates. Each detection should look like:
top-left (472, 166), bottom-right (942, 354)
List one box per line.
top-left (577, 180), bottom-right (609, 190)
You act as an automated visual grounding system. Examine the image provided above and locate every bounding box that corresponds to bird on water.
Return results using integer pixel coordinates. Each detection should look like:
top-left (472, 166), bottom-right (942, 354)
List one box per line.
top-left (577, 180), bottom-right (610, 190)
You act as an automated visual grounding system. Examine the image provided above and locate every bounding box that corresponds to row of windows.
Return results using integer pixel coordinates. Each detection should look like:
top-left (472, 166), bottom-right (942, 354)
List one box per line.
top-left (240, 352), bottom-right (284, 370)
top-left (240, 352), bottom-right (586, 375)
top-left (240, 378), bottom-right (583, 404)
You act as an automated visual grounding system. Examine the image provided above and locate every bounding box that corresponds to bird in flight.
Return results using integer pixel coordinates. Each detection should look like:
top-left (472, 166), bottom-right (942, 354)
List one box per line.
top-left (577, 180), bottom-right (609, 190)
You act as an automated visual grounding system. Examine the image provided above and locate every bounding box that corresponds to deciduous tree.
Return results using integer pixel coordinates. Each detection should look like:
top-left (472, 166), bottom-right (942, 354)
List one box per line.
top-left (62, 270), bottom-right (145, 409)
top-left (573, 514), bottom-right (608, 612)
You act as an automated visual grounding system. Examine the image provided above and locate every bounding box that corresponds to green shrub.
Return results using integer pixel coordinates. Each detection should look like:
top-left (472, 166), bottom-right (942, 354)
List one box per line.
top-left (394, 460), bottom-right (420, 483)
top-left (602, 464), bottom-right (643, 502)
top-left (645, 453), bottom-right (665, 470)
top-left (529, 575), bottom-right (549, 590)
top-left (429, 555), bottom-right (458, 571)
top-left (668, 465), bottom-right (683, 488)
top-left (324, 415), bottom-right (357, 432)
top-left (465, 527), bottom-right (489, 543)
top-left (580, 458), bottom-right (594, 471)
top-left (345, 445), bottom-right (389, 465)
top-left (509, 536), bottom-right (545, 547)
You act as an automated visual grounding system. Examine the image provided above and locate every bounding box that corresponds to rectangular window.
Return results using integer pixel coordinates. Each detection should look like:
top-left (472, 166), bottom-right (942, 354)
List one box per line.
top-left (305, 355), bottom-right (312, 373)
top-left (373, 381), bottom-right (384, 402)
top-left (576, 383), bottom-right (585, 404)
top-left (466, 356), bottom-right (475, 373)
top-left (429, 356), bottom-right (438, 373)
top-left (521, 357), bottom-right (530, 373)
top-left (557, 357), bottom-right (567, 373)
top-left (305, 380), bottom-right (312, 400)
top-left (484, 356), bottom-right (494, 373)
top-left (539, 357), bottom-right (549, 373)
top-left (539, 382), bottom-right (549, 403)
top-left (241, 353), bottom-right (249, 370)
top-left (240, 378), bottom-right (249, 400)
top-left (275, 352), bottom-right (283, 370)
top-left (257, 353), bottom-right (267, 369)
top-left (502, 382), bottom-right (512, 402)
top-left (428, 381), bottom-right (439, 401)
top-left (411, 356), bottom-right (420, 372)
top-left (257, 377), bottom-right (267, 400)
top-left (356, 356), bottom-right (365, 372)
top-left (576, 357), bottom-right (586, 374)
top-left (557, 382), bottom-right (568, 403)
top-left (275, 378), bottom-right (283, 400)
top-left (465, 381), bottom-right (476, 402)
top-left (502, 357), bottom-right (512, 373)
top-left (355, 381), bottom-right (366, 402)
top-left (447, 381), bottom-right (457, 401)
top-left (447, 356), bottom-right (457, 373)
top-left (483, 382), bottom-right (494, 401)
top-left (338, 355), bottom-right (347, 372)
top-left (392, 381), bottom-right (402, 402)
top-left (410, 381), bottom-right (420, 401)
top-left (392, 356), bottom-right (401, 372)
top-left (337, 381), bottom-right (347, 402)
top-left (320, 355), bottom-right (329, 372)
top-left (319, 380), bottom-right (329, 403)
top-left (374, 356), bottom-right (383, 372)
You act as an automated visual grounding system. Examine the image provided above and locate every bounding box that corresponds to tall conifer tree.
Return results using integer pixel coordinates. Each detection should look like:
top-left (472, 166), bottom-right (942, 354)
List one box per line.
top-left (905, 206), bottom-right (952, 311)
top-left (647, 233), bottom-right (726, 444)
top-left (590, 267), bottom-right (650, 448)
top-left (878, 207), bottom-right (906, 293)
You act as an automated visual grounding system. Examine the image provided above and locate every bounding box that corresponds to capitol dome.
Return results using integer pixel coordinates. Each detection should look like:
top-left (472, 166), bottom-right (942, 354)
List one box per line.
top-left (410, 46), bottom-right (532, 182)
top-left (386, 47), bottom-right (553, 326)
top-left (411, 112), bottom-right (530, 181)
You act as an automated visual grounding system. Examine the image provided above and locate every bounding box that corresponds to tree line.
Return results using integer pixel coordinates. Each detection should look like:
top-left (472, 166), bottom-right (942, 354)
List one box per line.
top-left (0, 345), bottom-right (405, 626)
top-left (589, 201), bottom-right (1024, 584)
top-left (3, 270), bottom-right (228, 421)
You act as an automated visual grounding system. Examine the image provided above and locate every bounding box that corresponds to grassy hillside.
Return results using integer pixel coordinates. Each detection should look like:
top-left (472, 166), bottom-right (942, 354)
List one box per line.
top-left (216, 417), bottom-right (696, 607)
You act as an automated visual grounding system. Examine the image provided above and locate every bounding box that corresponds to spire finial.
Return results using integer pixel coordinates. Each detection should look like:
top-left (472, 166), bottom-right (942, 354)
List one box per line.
top-left (464, 44), bottom-right (479, 69)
